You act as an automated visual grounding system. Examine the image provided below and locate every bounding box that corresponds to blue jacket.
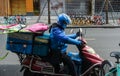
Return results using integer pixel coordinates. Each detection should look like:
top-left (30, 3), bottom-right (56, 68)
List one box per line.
top-left (50, 24), bottom-right (81, 53)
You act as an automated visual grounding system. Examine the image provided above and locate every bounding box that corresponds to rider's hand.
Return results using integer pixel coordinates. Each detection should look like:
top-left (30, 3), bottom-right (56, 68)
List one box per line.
top-left (79, 39), bottom-right (86, 47)
top-left (76, 31), bottom-right (80, 37)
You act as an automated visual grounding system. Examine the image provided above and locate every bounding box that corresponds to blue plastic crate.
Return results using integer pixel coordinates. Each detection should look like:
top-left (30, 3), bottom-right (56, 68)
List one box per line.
top-left (6, 32), bottom-right (34, 54)
top-left (32, 34), bottom-right (50, 56)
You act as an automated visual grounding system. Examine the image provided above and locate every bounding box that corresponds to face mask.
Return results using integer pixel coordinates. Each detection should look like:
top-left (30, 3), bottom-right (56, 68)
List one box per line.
top-left (62, 24), bottom-right (67, 29)
top-left (58, 21), bottom-right (67, 29)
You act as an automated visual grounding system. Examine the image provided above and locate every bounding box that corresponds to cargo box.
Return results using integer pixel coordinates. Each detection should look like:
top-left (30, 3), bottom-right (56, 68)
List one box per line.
top-left (33, 34), bottom-right (50, 56)
top-left (6, 32), bottom-right (35, 54)
top-left (6, 32), bottom-right (49, 56)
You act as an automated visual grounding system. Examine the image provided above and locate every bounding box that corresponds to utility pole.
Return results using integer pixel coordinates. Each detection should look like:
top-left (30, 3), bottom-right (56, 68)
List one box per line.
top-left (48, 0), bottom-right (51, 24)
top-left (91, 0), bottom-right (95, 16)
top-left (105, 0), bottom-right (109, 24)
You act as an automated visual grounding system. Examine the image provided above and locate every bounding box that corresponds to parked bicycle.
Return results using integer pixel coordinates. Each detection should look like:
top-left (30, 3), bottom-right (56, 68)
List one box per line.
top-left (2, 15), bottom-right (26, 25)
top-left (71, 15), bottom-right (92, 26)
top-left (105, 51), bottom-right (120, 76)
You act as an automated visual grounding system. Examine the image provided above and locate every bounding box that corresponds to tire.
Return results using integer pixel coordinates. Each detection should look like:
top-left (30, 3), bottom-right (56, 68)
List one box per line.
top-left (81, 63), bottom-right (102, 76)
top-left (88, 64), bottom-right (101, 76)
top-left (83, 61), bottom-right (113, 76)
top-left (101, 60), bottom-right (114, 76)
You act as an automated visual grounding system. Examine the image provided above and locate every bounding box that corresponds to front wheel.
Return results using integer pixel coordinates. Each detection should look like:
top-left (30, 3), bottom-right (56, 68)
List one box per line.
top-left (101, 60), bottom-right (114, 76)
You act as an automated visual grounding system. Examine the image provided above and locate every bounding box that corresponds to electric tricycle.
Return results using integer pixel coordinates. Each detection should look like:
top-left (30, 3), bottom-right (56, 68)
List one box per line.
top-left (5, 23), bottom-right (113, 76)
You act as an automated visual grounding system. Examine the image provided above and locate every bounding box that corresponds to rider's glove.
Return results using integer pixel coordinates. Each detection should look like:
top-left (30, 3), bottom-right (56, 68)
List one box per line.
top-left (77, 39), bottom-right (86, 48)
top-left (76, 31), bottom-right (80, 37)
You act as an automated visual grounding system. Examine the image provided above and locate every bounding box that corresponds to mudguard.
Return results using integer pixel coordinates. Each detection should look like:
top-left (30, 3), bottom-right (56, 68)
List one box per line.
top-left (82, 45), bottom-right (103, 64)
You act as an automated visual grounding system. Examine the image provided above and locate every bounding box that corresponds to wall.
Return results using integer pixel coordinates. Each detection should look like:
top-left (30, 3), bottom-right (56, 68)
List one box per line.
top-left (0, 0), bottom-right (34, 16)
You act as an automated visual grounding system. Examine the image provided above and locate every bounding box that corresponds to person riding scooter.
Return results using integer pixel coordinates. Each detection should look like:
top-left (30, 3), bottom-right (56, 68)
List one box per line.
top-left (49, 13), bottom-right (84, 76)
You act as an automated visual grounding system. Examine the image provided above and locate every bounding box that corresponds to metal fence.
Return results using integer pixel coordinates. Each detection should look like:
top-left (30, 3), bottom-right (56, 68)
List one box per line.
top-left (39, 0), bottom-right (91, 16)
top-left (1, 0), bottom-right (119, 25)
top-left (95, 0), bottom-right (120, 13)
top-left (65, 0), bottom-right (91, 15)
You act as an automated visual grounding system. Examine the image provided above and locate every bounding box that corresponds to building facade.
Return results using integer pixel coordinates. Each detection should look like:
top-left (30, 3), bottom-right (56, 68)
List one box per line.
top-left (0, 0), bottom-right (34, 16)
top-left (0, 0), bottom-right (120, 16)
top-left (0, 0), bottom-right (92, 16)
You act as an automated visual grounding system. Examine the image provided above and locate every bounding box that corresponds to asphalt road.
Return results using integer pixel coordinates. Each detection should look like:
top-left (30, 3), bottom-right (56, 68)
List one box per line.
top-left (81, 28), bottom-right (120, 61)
top-left (0, 28), bottom-right (120, 76)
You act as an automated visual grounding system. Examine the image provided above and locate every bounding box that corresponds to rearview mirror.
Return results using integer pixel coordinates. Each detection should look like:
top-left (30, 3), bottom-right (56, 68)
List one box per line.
top-left (79, 28), bottom-right (82, 34)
